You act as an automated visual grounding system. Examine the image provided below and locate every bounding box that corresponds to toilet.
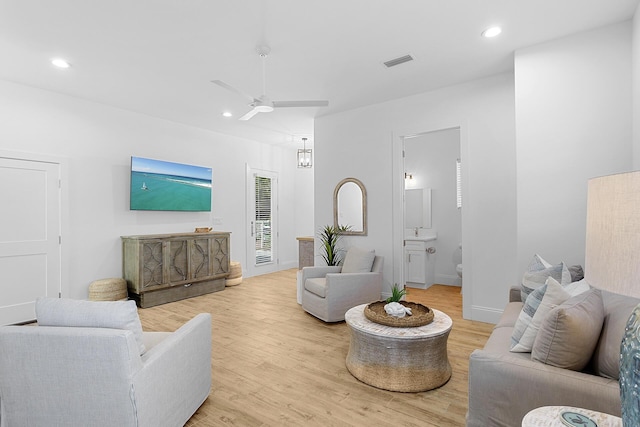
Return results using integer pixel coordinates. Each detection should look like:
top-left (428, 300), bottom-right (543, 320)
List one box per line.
top-left (452, 243), bottom-right (462, 279)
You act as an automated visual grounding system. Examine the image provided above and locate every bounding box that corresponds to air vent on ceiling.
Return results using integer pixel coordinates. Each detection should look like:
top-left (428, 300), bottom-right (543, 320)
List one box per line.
top-left (383, 54), bottom-right (414, 68)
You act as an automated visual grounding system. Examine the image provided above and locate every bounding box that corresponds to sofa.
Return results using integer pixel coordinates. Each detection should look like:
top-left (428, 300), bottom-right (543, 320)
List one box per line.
top-left (0, 298), bottom-right (212, 427)
top-left (467, 284), bottom-right (639, 427)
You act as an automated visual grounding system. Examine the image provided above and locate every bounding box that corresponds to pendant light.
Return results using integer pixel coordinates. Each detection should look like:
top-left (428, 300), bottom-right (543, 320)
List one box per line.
top-left (297, 138), bottom-right (312, 168)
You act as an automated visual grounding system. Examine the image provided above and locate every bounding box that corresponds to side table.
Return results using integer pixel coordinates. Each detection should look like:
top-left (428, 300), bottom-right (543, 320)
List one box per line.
top-left (522, 406), bottom-right (622, 427)
top-left (344, 304), bottom-right (452, 392)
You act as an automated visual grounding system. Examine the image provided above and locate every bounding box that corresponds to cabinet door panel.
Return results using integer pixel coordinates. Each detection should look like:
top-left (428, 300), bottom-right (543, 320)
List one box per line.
top-left (212, 236), bottom-right (229, 275)
top-left (406, 250), bottom-right (426, 284)
top-left (168, 240), bottom-right (188, 283)
top-left (191, 238), bottom-right (211, 279)
top-left (141, 241), bottom-right (164, 289)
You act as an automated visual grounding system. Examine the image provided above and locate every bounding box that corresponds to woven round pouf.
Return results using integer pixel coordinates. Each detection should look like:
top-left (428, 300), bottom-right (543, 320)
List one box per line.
top-left (226, 261), bottom-right (243, 286)
top-left (89, 278), bottom-right (128, 301)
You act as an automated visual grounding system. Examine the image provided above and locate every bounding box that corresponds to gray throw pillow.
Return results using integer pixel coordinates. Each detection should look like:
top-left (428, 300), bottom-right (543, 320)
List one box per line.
top-left (341, 247), bottom-right (376, 273)
top-left (531, 288), bottom-right (604, 371)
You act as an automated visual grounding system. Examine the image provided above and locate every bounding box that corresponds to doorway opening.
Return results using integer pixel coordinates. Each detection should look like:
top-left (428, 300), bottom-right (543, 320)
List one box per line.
top-left (403, 128), bottom-right (462, 288)
top-left (392, 125), bottom-right (470, 318)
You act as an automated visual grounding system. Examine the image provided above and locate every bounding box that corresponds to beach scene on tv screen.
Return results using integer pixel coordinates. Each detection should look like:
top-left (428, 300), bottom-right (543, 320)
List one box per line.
top-left (130, 156), bottom-right (212, 211)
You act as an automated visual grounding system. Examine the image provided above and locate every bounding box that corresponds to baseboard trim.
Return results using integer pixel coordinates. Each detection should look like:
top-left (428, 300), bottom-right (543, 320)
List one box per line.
top-left (469, 305), bottom-right (502, 324)
top-left (435, 274), bottom-right (461, 286)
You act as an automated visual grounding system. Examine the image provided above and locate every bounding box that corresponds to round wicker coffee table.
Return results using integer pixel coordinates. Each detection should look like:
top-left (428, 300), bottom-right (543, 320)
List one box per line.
top-left (344, 304), bottom-right (452, 392)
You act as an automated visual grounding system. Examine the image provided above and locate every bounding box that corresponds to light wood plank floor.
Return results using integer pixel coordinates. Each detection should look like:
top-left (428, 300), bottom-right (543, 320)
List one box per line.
top-left (137, 269), bottom-right (494, 427)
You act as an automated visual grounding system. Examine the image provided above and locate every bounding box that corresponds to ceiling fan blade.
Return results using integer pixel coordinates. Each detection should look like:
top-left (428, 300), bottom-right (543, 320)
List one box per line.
top-left (272, 100), bottom-right (329, 108)
top-left (239, 108), bottom-right (261, 121)
top-left (211, 80), bottom-right (256, 103)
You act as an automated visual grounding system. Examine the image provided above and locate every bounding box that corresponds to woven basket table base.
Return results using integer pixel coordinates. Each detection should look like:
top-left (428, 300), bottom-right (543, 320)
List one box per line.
top-left (345, 304), bottom-right (452, 392)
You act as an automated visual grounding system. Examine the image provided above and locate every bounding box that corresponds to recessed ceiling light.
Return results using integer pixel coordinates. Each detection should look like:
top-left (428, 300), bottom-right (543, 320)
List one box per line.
top-left (51, 58), bottom-right (71, 69)
top-left (222, 111), bottom-right (232, 118)
top-left (481, 26), bottom-right (502, 38)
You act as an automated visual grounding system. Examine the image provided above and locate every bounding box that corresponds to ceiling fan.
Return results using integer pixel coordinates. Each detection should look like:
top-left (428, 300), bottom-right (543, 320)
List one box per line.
top-left (212, 45), bottom-right (329, 121)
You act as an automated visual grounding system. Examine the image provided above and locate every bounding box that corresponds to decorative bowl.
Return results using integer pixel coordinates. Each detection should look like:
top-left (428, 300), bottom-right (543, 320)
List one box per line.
top-left (364, 301), bottom-right (434, 327)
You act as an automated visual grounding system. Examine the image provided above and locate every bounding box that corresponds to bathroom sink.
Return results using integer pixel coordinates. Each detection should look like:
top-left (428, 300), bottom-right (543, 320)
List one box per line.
top-left (405, 233), bottom-right (437, 242)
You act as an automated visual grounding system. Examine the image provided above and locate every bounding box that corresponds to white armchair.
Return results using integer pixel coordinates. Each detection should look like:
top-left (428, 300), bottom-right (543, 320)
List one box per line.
top-left (302, 248), bottom-right (384, 322)
top-left (0, 299), bottom-right (211, 427)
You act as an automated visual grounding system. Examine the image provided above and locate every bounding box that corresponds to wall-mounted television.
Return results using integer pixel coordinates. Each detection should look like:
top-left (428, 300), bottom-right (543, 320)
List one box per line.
top-left (130, 156), bottom-right (212, 212)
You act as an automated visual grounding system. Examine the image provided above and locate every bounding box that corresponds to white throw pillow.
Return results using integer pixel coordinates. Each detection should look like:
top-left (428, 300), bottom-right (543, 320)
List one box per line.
top-left (341, 247), bottom-right (376, 273)
top-left (564, 278), bottom-right (591, 295)
top-left (511, 277), bottom-right (572, 352)
top-left (36, 297), bottom-right (146, 354)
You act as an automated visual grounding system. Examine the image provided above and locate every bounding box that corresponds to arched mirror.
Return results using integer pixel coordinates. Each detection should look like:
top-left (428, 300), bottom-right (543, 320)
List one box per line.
top-left (333, 178), bottom-right (367, 236)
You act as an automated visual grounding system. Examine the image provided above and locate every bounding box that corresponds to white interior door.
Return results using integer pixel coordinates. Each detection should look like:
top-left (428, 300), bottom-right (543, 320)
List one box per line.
top-left (0, 157), bottom-right (61, 325)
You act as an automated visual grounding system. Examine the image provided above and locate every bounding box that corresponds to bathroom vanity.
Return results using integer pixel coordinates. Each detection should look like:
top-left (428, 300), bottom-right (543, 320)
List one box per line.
top-left (404, 234), bottom-right (437, 289)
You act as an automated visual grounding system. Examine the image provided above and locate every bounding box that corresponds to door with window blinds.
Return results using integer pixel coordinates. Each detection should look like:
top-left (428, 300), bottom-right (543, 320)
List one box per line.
top-left (247, 169), bottom-right (278, 276)
top-left (254, 174), bottom-right (273, 265)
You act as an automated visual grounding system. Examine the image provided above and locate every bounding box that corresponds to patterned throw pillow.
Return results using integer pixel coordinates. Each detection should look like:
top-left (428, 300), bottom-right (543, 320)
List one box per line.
top-left (511, 277), bottom-right (572, 352)
top-left (521, 254), bottom-right (571, 301)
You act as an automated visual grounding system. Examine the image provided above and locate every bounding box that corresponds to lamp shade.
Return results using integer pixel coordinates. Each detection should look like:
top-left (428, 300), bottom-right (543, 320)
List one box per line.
top-left (585, 171), bottom-right (640, 297)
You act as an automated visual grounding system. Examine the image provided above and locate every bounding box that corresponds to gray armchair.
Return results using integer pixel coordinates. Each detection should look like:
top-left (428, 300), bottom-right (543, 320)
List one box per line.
top-left (301, 252), bottom-right (383, 322)
top-left (0, 299), bottom-right (211, 427)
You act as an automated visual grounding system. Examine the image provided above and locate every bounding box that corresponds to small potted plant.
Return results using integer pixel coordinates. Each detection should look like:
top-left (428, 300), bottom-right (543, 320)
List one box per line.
top-left (364, 283), bottom-right (433, 327)
top-left (386, 283), bottom-right (407, 303)
top-left (384, 284), bottom-right (412, 318)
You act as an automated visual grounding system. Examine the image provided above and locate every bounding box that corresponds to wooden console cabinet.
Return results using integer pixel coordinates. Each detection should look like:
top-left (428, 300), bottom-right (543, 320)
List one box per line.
top-left (122, 232), bottom-right (230, 308)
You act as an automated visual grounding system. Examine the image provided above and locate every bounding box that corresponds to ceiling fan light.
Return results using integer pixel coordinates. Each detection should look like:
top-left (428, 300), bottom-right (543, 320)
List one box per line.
top-left (255, 105), bottom-right (274, 113)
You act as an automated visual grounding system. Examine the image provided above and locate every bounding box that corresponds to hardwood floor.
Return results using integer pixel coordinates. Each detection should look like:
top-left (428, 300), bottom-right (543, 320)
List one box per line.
top-left (137, 270), bottom-right (494, 427)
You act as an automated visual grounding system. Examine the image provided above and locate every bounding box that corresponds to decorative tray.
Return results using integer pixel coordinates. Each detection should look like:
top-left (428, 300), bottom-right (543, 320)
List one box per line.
top-left (560, 411), bottom-right (597, 427)
top-left (364, 301), bottom-right (434, 327)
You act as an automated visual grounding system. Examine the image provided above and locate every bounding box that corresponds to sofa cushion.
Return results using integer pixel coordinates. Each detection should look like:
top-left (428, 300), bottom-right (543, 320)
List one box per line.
top-left (521, 254), bottom-right (571, 301)
top-left (511, 277), bottom-right (572, 352)
top-left (36, 297), bottom-right (146, 354)
top-left (591, 290), bottom-right (640, 379)
top-left (531, 288), bottom-right (604, 371)
top-left (341, 247), bottom-right (376, 273)
top-left (304, 278), bottom-right (328, 298)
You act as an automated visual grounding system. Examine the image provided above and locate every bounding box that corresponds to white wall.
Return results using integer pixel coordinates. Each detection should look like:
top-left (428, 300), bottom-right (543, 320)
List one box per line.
top-left (294, 159), bottom-right (315, 238)
top-left (0, 79), bottom-right (314, 300)
top-left (515, 22), bottom-right (633, 275)
top-left (315, 73), bottom-right (517, 322)
top-left (405, 129), bottom-right (461, 286)
top-left (633, 4), bottom-right (640, 169)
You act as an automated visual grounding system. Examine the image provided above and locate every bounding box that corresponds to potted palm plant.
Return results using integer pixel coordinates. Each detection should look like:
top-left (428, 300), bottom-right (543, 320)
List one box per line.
top-left (318, 224), bottom-right (350, 266)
